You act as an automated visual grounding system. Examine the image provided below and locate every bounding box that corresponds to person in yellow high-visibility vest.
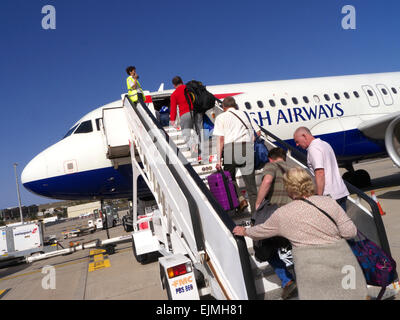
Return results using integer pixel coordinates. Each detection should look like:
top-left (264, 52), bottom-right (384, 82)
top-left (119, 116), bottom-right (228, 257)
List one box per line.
top-left (126, 66), bottom-right (145, 106)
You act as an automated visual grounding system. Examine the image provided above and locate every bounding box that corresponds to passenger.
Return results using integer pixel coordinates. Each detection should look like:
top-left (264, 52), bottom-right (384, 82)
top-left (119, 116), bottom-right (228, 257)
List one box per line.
top-left (126, 66), bottom-right (145, 107)
top-left (293, 126), bottom-right (349, 211)
top-left (170, 76), bottom-right (198, 158)
top-left (214, 96), bottom-right (259, 213)
top-left (233, 167), bottom-right (368, 300)
top-left (255, 147), bottom-right (292, 210)
top-left (253, 147), bottom-right (295, 299)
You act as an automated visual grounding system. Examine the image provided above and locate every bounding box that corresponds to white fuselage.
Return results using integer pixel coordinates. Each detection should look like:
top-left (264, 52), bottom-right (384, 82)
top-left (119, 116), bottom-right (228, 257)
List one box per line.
top-left (22, 72), bottom-right (400, 200)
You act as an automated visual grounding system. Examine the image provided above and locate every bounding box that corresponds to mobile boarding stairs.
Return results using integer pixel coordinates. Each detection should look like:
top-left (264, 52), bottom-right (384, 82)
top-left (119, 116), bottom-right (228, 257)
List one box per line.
top-left (111, 94), bottom-right (399, 300)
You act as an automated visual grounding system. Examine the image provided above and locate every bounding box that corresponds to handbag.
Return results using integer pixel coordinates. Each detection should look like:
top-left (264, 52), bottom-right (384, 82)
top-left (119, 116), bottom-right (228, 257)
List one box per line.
top-left (251, 199), bottom-right (291, 262)
top-left (253, 135), bottom-right (270, 170)
top-left (300, 198), bottom-right (397, 300)
top-left (229, 111), bottom-right (269, 170)
top-left (202, 114), bottom-right (214, 140)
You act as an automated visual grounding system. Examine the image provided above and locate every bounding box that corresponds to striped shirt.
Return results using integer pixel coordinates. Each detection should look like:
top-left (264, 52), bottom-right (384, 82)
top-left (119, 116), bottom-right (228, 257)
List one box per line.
top-left (262, 161), bottom-right (292, 207)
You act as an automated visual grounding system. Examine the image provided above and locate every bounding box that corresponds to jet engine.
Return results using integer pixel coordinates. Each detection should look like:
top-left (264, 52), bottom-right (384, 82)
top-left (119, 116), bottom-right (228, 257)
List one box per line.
top-left (385, 115), bottom-right (400, 168)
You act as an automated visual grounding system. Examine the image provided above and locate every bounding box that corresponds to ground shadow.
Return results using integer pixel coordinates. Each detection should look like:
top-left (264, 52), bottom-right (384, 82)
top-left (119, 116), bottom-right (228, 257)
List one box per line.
top-left (378, 190), bottom-right (400, 200)
top-left (0, 260), bottom-right (30, 279)
top-left (359, 173), bottom-right (400, 194)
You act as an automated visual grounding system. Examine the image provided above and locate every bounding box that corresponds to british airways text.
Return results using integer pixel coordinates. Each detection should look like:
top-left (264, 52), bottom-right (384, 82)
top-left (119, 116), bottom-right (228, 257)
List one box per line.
top-left (246, 102), bottom-right (344, 126)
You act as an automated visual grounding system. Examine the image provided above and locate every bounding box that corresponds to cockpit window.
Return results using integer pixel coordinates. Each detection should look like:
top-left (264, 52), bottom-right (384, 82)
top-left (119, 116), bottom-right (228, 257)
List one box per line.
top-left (63, 124), bottom-right (78, 139)
top-left (74, 120), bottom-right (93, 134)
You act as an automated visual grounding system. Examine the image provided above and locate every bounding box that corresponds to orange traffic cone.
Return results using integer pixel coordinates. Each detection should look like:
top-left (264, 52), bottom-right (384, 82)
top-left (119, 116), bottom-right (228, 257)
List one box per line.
top-left (370, 190), bottom-right (385, 216)
top-left (69, 241), bottom-right (80, 247)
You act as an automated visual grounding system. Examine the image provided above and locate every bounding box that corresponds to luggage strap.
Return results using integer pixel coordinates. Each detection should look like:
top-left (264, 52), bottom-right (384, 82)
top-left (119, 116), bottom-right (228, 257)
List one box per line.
top-left (299, 198), bottom-right (337, 228)
top-left (229, 111), bottom-right (256, 138)
top-left (219, 169), bottom-right (235, 211)
top-left (184, 88), bottom-right (200, 134)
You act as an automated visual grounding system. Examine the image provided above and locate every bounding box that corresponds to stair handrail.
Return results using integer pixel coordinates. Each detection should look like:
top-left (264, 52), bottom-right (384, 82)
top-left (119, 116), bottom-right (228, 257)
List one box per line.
top-left (260, 126), bottom-right (391, 256)
top-left (213, 97), bottom-right (391, 255)
top-left (125, 96), bottom-right (258, 299)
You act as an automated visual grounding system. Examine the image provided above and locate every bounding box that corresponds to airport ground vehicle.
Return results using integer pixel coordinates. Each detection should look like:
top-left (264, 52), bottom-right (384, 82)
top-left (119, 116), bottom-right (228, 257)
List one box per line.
top-left (102, 205), bottom-right (120, 229)
top-left (62, 217), bottom-right (106, 239)
top-left (121, 214), bottom-right (133, 232)
top-left (88, 218), bottom-right (103, 230)
top-left (0, 221), bottom-right (57, 267)
top-left (122, 198), bottom-right (156, 233)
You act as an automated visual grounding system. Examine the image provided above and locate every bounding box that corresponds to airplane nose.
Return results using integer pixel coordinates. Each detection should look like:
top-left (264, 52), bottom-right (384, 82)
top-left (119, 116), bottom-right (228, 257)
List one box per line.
top-left (21, 153), bottom-right (47, 187)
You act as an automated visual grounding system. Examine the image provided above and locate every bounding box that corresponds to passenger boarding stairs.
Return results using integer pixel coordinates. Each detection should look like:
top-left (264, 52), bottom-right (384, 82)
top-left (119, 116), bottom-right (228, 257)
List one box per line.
top-left (119, 95), bottom-right (398, 300)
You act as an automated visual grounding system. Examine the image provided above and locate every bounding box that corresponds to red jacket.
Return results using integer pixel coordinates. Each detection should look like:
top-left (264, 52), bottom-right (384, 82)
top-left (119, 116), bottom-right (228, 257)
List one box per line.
top-left (170, 84), bottom-right (193, 121)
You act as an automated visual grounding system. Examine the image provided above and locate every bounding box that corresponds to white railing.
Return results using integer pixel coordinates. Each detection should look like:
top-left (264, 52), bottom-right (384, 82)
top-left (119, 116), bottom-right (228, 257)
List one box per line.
top-left (123, 97), bottom-right (254, 299)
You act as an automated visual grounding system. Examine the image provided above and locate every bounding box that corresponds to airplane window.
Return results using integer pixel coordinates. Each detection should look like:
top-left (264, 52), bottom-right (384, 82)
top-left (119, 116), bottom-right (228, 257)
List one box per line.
top-left (95, 118), bottom-right (101, 131)
top-left (367, 90), bottom-right (373, 97)
top-left (334, 93), bottom-right (340, 100)
top-left (353, 91), bottom-right (360, 98)
top-left (381, 88), bottom-right (388, 95)
top-left (257, 101), bottom-right (264, 108)
top-left (74, 120), bottom-right (93, 134)
top-left (344, 92), bottom-right (350, 99)
top-left (392, 88), bottom-right (398, 94)
top-left (292, 97), bottom-right (298, 105)
top-left (324, 94), bottom-right (330, 101)
top-left (62, 124), bottom-right (78, 139)
top-left (269, 99), bottom-right (276, 107)
top-left (303, 96), bottom-right (309, 103)
top-left (280, 98), bottom-right (287, 106)
top-left (313, 95), bottom-right (320, 103)
top-left (245, 102), bottom-right (252, 110)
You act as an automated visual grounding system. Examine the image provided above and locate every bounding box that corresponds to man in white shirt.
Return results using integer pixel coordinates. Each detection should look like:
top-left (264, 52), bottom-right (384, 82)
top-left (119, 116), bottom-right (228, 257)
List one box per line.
top-left (213, 96), bottom-right (261, 213)
top-left (293, 126), bottom-right (349, 210)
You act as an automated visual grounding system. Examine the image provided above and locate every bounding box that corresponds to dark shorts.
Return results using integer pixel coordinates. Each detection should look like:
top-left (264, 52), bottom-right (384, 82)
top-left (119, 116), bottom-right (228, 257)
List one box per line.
top-left (336, 196), bottom-right (347, 211)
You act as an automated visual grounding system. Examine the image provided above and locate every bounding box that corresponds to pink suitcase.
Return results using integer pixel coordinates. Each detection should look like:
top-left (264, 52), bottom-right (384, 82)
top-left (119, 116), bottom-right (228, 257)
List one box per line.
top-left (207, 170), bottom-right (240, 211)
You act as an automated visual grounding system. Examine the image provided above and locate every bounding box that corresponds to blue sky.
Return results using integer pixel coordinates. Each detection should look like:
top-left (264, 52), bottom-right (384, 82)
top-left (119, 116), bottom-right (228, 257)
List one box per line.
top-left (1, 0), bottom-right (400, 209)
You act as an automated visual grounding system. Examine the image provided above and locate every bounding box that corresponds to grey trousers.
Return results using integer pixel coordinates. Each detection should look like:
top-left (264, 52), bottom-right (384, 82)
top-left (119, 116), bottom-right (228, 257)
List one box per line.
top-left (180, 111), bottom-right (206, 158)
top-left (194, 112), bottom-right (204, 155)
top-left (180, 112), bottom-right (195, 154)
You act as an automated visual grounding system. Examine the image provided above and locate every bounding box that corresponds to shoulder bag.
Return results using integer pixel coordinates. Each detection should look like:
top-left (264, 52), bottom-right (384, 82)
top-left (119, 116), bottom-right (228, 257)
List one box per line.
top-left (229, 111), bottom-right (269, 170)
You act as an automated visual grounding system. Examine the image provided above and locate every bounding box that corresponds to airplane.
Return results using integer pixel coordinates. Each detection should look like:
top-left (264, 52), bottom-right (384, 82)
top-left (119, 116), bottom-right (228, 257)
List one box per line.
top-left (21, 71), bottom-right (400, 201)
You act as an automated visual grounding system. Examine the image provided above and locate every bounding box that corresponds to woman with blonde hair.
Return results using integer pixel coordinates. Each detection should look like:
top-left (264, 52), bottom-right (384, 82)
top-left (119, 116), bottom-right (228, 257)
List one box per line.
top-left (233, 167), bottom-right (368, 300)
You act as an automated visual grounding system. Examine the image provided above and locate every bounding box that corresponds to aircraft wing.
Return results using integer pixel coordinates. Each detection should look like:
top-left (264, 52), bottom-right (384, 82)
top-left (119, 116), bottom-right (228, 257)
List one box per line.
top-left (358, 111), bottom-right (400, 140)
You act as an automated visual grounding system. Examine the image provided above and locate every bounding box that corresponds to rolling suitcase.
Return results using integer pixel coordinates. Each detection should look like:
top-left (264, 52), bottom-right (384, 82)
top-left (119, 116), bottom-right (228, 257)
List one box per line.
top-left (207, 170), bottom-right (240, 211)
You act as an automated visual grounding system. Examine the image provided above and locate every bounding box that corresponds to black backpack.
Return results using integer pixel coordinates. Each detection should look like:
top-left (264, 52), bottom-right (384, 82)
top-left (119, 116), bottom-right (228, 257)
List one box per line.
top-left (184, 80), bottom-right (216, 113)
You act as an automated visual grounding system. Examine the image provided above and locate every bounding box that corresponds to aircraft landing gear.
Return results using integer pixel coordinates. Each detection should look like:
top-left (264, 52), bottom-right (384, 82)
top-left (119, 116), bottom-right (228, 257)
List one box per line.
top-left (342, 165), bottom-right (371, 189)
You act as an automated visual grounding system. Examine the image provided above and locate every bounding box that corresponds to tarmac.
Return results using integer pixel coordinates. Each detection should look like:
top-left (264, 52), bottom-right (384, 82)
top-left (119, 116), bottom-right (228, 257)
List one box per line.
top-left (0, 214), bottom-right (167, 300)
top-left (0, 157), bottom-right (399, 300)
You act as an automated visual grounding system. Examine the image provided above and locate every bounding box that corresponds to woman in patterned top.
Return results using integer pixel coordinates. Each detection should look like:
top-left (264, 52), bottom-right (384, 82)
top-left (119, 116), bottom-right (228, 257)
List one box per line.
top-left (233, 167), bottom-right (368, 300)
